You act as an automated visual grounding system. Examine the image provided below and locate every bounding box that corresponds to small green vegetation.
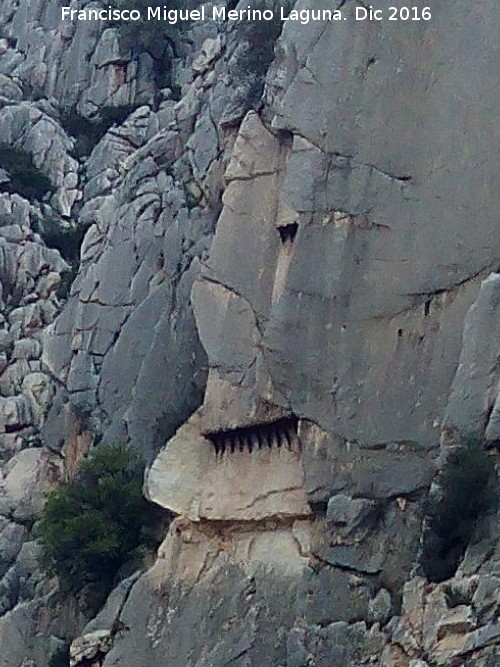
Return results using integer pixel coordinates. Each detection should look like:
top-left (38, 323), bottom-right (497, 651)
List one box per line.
top-left (38, 215), bottom-right (86, 262)
top-left (60, 107), bottom-right (134, 158)
top-left (56, 260), bottom-right (79, 300)
top-left (238, 9), bottom-right (283, 79)
top-left (113, 0), bottom-right (188, 55)
top-left (48, 644), bottom-right (70, 667)
top-left (443, 582), bottom-right (470, 608)
top-left (421, 437), bottom-right (496, 582)
top-left (38, 443), bottom-right (163, 596)
top-left (34, 214), bottom-right (88, 298)
top-left (0, 143), bottom-right (53, 200)
top-left (227, 0), bottom-right (289, 112)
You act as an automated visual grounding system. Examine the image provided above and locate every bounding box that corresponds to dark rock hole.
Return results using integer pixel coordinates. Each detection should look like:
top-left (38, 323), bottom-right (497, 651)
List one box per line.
top-left (278, 223), bottom-right (298, 245)
top-left (206, 416), bottom-right (300, 458)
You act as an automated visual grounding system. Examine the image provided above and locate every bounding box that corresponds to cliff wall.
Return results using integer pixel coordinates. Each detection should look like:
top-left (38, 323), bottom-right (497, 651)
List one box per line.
top-left (0, 1), bottom-right (499, 666)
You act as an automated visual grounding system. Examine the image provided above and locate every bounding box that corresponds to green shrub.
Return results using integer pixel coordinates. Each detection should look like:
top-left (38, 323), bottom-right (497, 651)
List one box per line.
top-left (56, 260), bottom-right (80, 299)
top-left (60, 107), bottom-right (134, 157)
top-left (37, 215), bottom-right (86, 263)
top-left (421, 437), bottom-right (495, 582)
top-left (113, 0), bottom-right (188, 56)
top-left (238, 7), bottom-right (283, 78)
top-left (0, 143), bottom-right (53, 200)
top-left (35, 214), bottom-right (89, 298)
top-left (48, 644), bottom-right (69, 667)
top-left (226, 0), bottom-right (289, 112)
top-left (38, 443), bottom-right (162, 595)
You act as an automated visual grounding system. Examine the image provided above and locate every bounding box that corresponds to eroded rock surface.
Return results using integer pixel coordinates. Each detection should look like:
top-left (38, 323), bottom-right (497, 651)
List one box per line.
top-left (1, 0), bottom-right (500, 665)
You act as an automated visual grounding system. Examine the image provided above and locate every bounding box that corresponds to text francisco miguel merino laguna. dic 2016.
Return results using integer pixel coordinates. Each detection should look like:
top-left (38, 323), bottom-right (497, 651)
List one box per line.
top-left (61, 5), bottom-right (350, 25)
top-left (61, 5), bottom-right (433, 24)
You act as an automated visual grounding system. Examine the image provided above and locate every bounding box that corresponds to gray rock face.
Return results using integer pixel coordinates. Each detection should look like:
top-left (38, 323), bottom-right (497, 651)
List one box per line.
top-left (94, 520), bottom-right (386, 667)
top-left (0, 0), bottom-right (156, 116)
top-left (443, 274), bottom-right (500, 441)
top-left (0, 102), bottom-right (79, 216)
top-left (266, 15), bottom-right (499, 448)
top-left (1, 0), bottom-right (500, 665)
top-left (0, 521), bottom-right (25, 579)
top-left (0, 3), bottom-right (217, 663)
top-left (115, 0), bottom-right (500, 664)
top-left (42, 123), bottom-right (212, 456)
top-left (139, 0), bottom-right (499, 664)
top-left (0, 187), bottom-right (67, 647)
top-left (0, 1), bottom-right (293, 663)
top-left (326, 494), bottom-right (376, 532)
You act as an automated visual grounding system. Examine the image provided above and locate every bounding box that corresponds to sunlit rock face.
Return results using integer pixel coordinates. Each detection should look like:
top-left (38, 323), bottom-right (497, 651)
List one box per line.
top-left (2, 0), bottom-right (500, 664)
top-left (147, 411), bottom-right (310, 522)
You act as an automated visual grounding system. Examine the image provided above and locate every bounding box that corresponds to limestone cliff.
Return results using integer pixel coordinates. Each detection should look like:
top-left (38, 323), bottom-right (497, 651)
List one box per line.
top-left (0, 1), bottom-right (499, 666)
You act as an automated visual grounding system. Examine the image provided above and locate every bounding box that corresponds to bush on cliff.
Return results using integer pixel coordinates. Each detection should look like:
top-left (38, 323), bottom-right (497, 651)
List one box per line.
top-left (112, 0), bottom-right (188, 56)
top-left (34, 213), bottom-right (87, 298)
top-left (38, 443), bottom-right (162, 595)
top-left (0, 143), bottom-right (53, 200)
top-left (421, 437), bottom-right (495, 582)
